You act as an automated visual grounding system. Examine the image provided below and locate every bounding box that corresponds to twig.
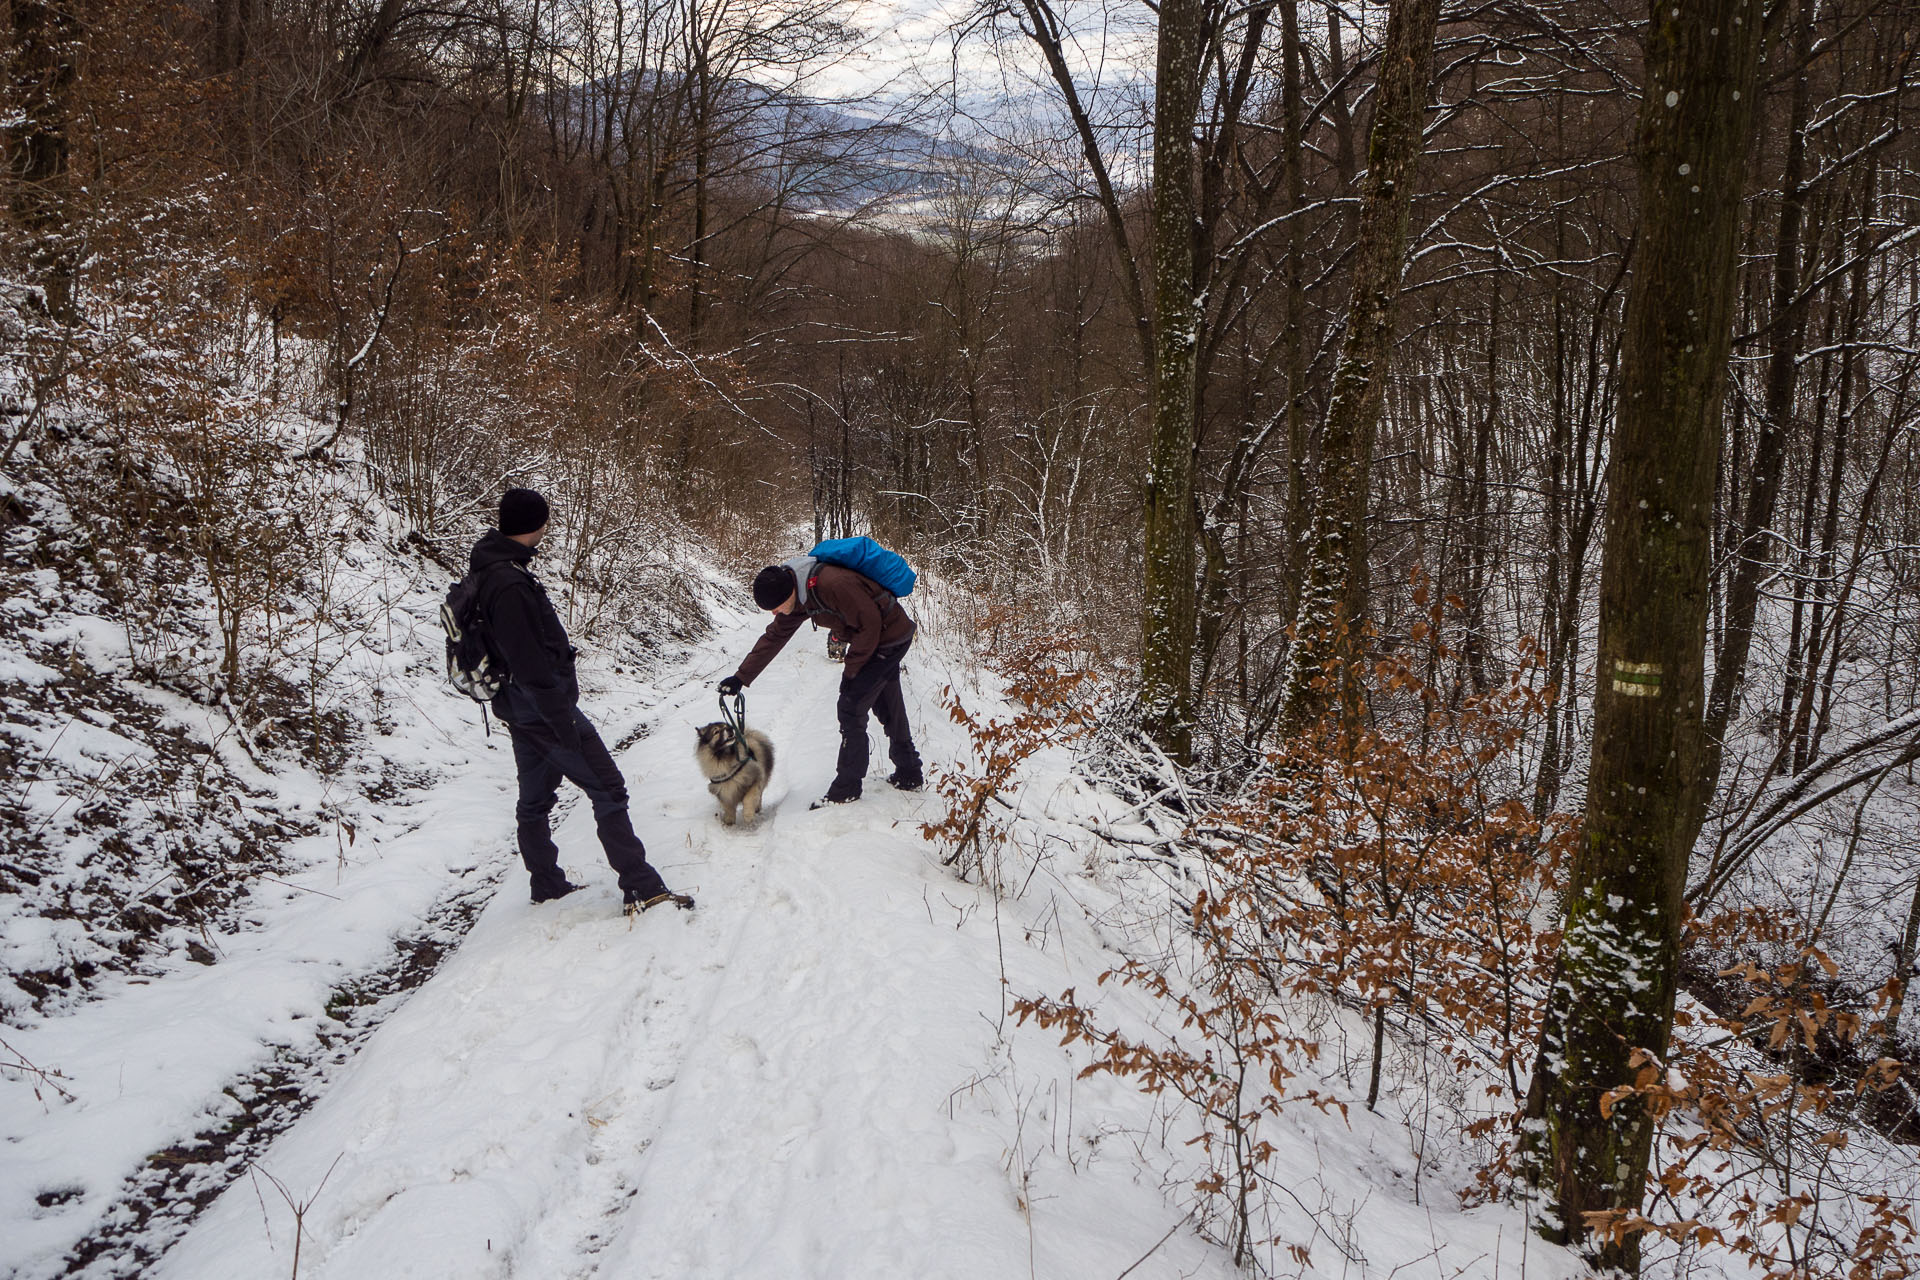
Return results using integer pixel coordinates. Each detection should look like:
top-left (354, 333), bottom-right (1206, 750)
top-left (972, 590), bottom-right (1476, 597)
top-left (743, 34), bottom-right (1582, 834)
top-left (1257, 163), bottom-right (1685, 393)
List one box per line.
top-left (1113, 1215), bottom-right (1188, 1279)
top-left (255, 875), bottom-right (344, 902)
top-left (250, 1153), bottom-right (344, 1280)
top-left (0, 1032), bottom-right (77, 1104)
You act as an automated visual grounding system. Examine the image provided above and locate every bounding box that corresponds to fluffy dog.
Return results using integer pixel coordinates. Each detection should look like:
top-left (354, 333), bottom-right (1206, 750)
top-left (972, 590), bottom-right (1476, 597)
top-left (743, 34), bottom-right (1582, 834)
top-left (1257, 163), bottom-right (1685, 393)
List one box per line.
top-left (694, 722), bottom-right (776, 826)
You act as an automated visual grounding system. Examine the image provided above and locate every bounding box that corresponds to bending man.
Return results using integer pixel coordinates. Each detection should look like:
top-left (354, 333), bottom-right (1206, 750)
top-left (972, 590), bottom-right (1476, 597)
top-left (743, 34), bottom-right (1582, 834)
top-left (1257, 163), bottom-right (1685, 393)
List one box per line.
top-left (719, 557), bottom-right (923, 808)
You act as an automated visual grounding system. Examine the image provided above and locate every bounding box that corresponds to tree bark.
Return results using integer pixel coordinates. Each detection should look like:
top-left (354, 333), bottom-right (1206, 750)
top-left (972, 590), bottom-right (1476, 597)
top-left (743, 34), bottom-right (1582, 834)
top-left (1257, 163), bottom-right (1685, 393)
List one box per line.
top-left (1138, 0), bottom-right (1208, 761)
top-left (689, 43), bottom-right (712, 349)
top-left (1881, 868), bottom-right (1920, 1062)
top-left (1794, 166), bottom-right (1877, 770)
top-left (1279, 0), bottom-right (1441, 734)
top-left (1463, 275), bottom-right (1498, 698)
top-left (1014, 0), bottom-right (1154, 373)
top-left (1279, 0), bottom-right (1311, 637)
top-left (211, 0), bottom-right (253, 74)
top-left (1700, 0), bottom-right (1814, 798)
top-left (8, 0), bottom-right (79, 325)
top-left (1529, 2), bottom-right (1763, 1270)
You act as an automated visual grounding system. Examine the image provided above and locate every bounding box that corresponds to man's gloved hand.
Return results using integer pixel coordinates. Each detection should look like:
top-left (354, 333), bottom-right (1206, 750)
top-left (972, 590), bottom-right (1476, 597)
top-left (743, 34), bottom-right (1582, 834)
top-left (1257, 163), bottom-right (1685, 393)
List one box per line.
top-left (717, 675), bottom-right (743, 697)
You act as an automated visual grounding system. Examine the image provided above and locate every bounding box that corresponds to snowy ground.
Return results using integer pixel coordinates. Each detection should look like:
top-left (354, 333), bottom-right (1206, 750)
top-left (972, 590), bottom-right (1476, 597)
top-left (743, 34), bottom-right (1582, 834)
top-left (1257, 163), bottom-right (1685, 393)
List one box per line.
top-left (4, 591), bottom-right (1586, 1280)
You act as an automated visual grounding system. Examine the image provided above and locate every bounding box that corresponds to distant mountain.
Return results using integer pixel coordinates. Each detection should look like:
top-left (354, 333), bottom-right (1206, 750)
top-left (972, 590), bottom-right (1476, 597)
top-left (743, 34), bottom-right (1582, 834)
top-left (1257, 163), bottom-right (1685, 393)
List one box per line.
top-left (545, 69), bottom-right (1037, 230)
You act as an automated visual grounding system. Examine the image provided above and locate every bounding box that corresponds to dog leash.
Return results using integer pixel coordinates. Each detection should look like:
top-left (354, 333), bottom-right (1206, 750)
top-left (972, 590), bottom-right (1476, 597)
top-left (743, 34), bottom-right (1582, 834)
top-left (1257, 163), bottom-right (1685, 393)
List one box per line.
top-left (720, 689), bottom-right (750, 750)
top-left (709, 690), bottom-right (755, 784)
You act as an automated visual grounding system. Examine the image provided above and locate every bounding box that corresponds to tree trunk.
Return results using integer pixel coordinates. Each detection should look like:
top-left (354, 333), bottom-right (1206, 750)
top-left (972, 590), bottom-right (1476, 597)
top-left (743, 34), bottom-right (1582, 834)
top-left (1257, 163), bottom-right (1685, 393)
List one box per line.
top-left (211, 0), bottom-right (253, 74)
top-left (1873, 849), bottom-right (1920, 1133)
top-left (1324, 3), bottom-right (1359, 241)
top-left (1529, 2), bottom-right (1763, 1271)
top-left (1882, 870), bottom-right (1920, 1057)
top-left (1138, 0), bottom-right (1207, 762)
top-left (1795, 166), bottom-right (1877, 770)
top-left (1279, 0), bottom-right (1311, 636)
top-left (1280, 0), bottom-right (1441, 734)
top-left (1015, 0), bottom-right (1155, 374)
top-left (1700, 0), bottom-right (1814, 798)
top-left (1537, 245), bottom-right (1572, 818)
top-left (8, 0), bottom-right (79, 325)
top-left (689, 30), bottom-right (712, 349)
top-left (1464, 276), bottom-right (1498, 697)
top-left (1535, 204), bottom-right (1622, 821)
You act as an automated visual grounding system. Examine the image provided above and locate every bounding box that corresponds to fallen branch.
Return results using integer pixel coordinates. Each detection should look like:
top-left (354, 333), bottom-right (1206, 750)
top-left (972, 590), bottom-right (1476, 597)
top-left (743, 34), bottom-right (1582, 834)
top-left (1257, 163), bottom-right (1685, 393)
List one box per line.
top-left (0, 1032), bottom-right (76, 1105)
top-left (1692, 709), bottom-right (1920, 906)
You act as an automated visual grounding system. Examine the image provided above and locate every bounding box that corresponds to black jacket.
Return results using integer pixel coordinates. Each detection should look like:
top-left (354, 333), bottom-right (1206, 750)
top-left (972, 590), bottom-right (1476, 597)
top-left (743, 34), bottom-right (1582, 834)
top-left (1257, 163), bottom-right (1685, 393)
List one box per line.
top-left (469, 530), bottom-right (580, 744)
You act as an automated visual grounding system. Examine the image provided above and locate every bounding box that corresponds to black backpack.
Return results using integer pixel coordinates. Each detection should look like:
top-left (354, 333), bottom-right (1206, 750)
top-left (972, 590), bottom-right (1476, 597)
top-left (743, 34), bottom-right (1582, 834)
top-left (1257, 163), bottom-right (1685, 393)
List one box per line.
top-left (440, 566), bottom-right (511, 704)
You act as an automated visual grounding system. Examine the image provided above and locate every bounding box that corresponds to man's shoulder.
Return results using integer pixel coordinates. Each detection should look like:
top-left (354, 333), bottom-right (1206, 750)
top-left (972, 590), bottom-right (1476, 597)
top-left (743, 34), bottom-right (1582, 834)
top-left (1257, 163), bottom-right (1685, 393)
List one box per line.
top-left (476, 559), bottom-right (540, 607)
top-left (810, 561), bottom-right (854, 583)
top-left (473, 555), bottom-right (534, 583)
top-left (811, 562), bottom-right (873, 593)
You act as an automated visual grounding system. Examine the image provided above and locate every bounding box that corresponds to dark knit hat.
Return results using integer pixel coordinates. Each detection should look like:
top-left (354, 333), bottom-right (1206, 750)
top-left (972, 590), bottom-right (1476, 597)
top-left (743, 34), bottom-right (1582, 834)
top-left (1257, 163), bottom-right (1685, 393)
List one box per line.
top-left (499, 488), bottom-right (550, 537)
top-left (752, 565), bottom-right (795, 610)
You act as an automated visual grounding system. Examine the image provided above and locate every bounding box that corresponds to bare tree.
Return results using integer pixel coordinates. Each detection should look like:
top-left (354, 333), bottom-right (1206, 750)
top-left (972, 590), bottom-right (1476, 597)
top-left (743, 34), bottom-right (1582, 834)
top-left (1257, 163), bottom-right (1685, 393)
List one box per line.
top-left (6, 0), bottom-right (81, 324)
top-left (1279, 0), bottom-right (1441, 734)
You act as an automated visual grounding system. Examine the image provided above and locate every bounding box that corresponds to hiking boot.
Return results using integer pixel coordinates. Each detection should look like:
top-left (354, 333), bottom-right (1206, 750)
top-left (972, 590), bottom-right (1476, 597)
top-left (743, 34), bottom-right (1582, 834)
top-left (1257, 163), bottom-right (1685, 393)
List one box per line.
top-left (531, 880), bottom-right (584, 904)
top-left (809, 794), bottom-right (857, 810)
top-left (624, 888), bottom-right (695, 915)
top-left (887, 771), bottom-right (923, 792)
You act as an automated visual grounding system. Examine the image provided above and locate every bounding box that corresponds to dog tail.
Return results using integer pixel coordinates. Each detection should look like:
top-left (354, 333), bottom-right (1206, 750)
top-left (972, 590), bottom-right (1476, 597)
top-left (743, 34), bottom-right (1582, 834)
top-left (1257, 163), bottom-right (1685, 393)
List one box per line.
top-left (756, 732), bottom-right (775, 781)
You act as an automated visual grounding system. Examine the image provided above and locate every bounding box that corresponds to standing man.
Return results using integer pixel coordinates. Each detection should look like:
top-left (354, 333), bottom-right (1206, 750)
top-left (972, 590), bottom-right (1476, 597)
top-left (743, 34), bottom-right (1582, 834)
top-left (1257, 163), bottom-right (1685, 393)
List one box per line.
top-left (470, 488), bottom-right (690, 914)
top-left (719, 556), bottom-right (923, 808)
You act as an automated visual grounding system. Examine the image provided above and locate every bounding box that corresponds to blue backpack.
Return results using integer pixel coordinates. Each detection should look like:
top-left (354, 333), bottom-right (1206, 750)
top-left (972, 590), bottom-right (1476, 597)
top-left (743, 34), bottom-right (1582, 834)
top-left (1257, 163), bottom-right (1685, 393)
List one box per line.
top-left (809, 537), bottom-right (917, 597)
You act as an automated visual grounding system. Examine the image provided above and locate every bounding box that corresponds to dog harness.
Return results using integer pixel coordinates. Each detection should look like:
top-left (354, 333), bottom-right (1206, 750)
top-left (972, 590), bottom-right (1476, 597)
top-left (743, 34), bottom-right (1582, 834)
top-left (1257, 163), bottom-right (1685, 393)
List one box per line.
top-left (707, 754), bottom-right (756, 785)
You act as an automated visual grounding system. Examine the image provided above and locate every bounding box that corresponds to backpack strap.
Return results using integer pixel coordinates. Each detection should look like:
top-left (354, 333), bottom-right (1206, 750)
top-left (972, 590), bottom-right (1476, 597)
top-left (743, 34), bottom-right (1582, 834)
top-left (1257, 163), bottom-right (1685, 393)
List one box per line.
top-left (465, 559), bottom-right (531, 667)
top-left (476, 558), bottom-right (538, 615)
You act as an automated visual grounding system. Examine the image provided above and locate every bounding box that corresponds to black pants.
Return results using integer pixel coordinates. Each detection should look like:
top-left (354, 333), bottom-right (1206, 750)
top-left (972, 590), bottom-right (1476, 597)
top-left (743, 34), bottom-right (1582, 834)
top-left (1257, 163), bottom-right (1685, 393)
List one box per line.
top-left (506, 706), bottom-right (666, 899)
top-left (827, 641), bottom-right (922, 801)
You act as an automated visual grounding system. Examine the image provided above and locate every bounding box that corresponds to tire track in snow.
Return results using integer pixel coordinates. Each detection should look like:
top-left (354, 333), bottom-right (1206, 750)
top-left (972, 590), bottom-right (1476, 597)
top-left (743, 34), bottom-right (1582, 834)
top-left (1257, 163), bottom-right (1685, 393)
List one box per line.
top-left (517, 818), bottom-right (784, 1276)
top-left (552, 671), bottom-right (829, 1276)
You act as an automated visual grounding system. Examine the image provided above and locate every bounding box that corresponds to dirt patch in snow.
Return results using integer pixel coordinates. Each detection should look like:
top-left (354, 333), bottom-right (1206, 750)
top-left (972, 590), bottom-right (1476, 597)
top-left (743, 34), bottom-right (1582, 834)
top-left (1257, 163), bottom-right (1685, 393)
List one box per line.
top-left (54, 871), bottom-right (500, 1279)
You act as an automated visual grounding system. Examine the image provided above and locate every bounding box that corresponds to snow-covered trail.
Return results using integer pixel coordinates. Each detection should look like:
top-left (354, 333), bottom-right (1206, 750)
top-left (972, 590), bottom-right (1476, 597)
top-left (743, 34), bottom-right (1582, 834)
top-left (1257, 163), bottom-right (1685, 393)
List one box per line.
top-left (147, 608), bottom-right (1229, 1280)
top-left (5, 591), bottom-right (1588, 1280)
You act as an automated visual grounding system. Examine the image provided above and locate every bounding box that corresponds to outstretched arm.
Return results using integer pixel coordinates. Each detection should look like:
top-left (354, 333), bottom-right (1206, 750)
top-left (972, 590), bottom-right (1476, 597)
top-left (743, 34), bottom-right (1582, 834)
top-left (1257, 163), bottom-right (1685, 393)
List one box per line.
top-left (735, 610), bottom-right (806, 686)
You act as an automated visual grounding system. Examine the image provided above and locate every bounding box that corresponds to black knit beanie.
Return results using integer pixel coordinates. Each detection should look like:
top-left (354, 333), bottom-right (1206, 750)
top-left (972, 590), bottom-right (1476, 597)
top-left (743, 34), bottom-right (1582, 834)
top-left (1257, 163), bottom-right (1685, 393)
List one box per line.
top-left (752, 565), bottom-right (795, 610)
top-left (499, 488), bottom-right (550, 537)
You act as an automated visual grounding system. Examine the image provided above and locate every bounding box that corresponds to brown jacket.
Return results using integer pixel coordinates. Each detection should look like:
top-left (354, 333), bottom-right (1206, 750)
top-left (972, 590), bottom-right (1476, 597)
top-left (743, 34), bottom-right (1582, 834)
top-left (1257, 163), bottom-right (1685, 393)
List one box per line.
top-left (735, 562), bottom-right (915, 685)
